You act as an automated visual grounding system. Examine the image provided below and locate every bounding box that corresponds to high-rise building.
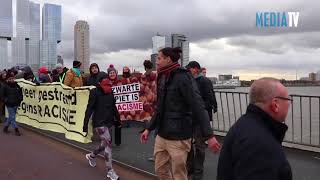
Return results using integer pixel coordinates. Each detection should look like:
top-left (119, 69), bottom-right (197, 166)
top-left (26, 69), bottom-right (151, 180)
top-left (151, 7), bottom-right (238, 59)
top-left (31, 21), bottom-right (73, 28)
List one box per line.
top-left (0, 0), bottom-right (12, 69)
top-left (16, 0), bottom-right (30, 39)
top-left (42, 3), bottom-right (61, 70)
top-left (150, 53), bottom-right (157, 70)
top-left (151, 34), bottom-right (171, 70)
top-left (74, 20), bottom-right (90, 72)
top-left (0, 39), bottom-right (9, 69)
top-left (12, 37), bottom-right (27, 66)
top-left (0, 0), bottom-right (13, 39)
top-left (28, 2), bottom-right (40, 72)
top-left (43, 4), bottom-right (61, 43)
top-left (171, 34), bottom-right (189, 67)
top-left (309, 72), bottom-right (316, 81)
top-left (12, 0), bottom-right (31, 66)
top-left (152, 35), bottom-right (166, 54)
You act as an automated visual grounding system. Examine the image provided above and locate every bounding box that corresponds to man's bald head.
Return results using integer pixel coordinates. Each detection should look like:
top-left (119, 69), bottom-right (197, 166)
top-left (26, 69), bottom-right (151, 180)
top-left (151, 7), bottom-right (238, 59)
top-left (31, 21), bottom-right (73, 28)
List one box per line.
top-left (249, 77), bottom-right (290, 122)
top-left (250, 78), bottom-right (282, 104)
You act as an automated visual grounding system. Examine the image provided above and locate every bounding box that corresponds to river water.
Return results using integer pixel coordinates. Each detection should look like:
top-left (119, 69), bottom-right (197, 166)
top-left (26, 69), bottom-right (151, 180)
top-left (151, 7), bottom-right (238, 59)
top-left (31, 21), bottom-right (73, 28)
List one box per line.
top-left (213, 86), bottom-right (320, 146)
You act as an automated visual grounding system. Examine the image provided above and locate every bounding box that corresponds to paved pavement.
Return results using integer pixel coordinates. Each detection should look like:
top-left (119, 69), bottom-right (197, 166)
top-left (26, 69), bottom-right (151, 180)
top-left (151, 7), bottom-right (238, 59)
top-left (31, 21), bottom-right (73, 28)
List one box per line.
top-left (0, 124), bottom-right (154, 180)
top-left (3, 123), bottom-right (320, 180)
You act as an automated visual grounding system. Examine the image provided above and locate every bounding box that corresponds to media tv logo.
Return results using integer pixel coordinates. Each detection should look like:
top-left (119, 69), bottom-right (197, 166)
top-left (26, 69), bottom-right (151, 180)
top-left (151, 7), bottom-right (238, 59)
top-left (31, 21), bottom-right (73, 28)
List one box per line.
top-left (256, 12), bottom-right (299, 27)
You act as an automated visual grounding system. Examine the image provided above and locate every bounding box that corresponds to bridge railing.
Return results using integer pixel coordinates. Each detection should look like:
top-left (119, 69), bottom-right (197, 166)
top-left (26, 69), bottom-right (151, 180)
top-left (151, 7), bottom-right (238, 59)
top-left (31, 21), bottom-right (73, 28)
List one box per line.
top-left (212, 91), bottom-right (320, 148)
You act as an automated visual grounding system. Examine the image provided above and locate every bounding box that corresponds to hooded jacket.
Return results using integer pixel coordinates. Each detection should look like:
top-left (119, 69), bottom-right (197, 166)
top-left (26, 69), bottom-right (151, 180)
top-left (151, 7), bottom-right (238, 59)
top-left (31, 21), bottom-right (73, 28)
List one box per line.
top-left (83, 78), bottom-right (120, 130)
top-left (85, 63), bottom-right (107, 86)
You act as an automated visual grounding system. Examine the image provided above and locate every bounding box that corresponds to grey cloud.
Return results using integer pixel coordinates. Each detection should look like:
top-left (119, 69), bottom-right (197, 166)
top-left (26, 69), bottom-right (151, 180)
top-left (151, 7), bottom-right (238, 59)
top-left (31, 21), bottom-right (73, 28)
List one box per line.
top-left (52, 0), bottom-right (320, 58)
top-left (39, 0), bottom-right (320, 79)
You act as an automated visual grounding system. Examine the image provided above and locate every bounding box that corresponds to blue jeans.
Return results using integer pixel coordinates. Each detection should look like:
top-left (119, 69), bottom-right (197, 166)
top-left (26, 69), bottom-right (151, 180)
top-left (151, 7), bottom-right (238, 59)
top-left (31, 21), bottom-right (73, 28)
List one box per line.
top-left (5, 106), bottom-right (18, 129)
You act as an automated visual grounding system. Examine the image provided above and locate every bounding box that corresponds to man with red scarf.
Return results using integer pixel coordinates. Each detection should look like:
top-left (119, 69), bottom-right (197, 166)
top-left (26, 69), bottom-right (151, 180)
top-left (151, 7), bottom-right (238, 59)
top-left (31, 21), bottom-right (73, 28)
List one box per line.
top-left (140, 47), bottom-right (221, 180)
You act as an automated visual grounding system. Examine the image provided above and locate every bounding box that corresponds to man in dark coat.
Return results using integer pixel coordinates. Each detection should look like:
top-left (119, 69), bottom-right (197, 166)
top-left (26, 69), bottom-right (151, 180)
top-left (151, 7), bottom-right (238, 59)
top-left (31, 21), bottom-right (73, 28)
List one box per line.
top-left (85, 63), bottom-right (107, 86)
top-left (217, 77), bottom-right (292, 180)
top-left (140, 47), bottom-right (220, 180)
top-left (186, 61), bottom-right (218, 180)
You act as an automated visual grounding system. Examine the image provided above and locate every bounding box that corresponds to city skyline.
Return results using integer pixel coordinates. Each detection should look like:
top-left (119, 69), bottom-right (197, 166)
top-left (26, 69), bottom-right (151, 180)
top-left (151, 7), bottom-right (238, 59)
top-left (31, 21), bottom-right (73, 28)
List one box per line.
top-left (0, 0), bottom-right (62, 71)
top-left (0, 0), bottom-right (319, 80)
top-left (27, 0), bottom-right (318, 80)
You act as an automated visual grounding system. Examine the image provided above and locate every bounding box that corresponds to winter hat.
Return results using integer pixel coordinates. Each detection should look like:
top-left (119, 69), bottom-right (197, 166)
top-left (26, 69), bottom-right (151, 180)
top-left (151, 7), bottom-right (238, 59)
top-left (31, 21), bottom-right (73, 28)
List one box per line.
top-left (107, 64), bottom-right (117, 74)
top-left (73, 60), bottom-right (82, 68)
top-left (55, 63), bottom-right (63, 69)
top-left (39, 66), bottom-right (49, 74)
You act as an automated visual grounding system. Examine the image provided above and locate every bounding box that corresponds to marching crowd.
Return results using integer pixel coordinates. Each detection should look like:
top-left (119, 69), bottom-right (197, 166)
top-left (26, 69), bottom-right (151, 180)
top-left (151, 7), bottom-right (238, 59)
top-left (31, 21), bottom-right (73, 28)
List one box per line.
top-left (0, 47), bottom-right (292, 180)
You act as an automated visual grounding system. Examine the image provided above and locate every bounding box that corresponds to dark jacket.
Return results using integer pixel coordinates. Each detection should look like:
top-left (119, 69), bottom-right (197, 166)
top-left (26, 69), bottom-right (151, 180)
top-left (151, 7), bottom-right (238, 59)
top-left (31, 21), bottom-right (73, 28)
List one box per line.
top-left (22, 66), bottom-right (39, 84)
top-left (52, 67), bottom-right (68, 83)
top-left (85, 72), bottom-right (107, 86)
top-left (2, 83), bottom-right (23, 107)
top-left (217, 104), bottom-right (292, 180)
top-left (38, 74), bottom-right (52, 83)
top-left (147, 67), bottom-right (214, 140)
top-left (83, 81), bottom-right (120, 130)
top-left (195, 75), bottom-right (218, 115)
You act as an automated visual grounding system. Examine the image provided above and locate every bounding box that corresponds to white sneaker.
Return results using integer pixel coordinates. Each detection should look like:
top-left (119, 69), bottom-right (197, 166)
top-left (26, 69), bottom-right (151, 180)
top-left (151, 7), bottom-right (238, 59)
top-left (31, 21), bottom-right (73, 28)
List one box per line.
top-left (107, 169), bottom-right (119, 180)
top-left (85, 153), bottom-right (96, 167)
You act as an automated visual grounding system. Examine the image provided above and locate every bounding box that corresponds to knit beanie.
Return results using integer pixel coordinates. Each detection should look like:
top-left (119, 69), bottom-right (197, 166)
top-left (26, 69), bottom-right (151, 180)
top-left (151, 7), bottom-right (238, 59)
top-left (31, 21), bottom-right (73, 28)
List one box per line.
top-left (73, 60), bottom-right (82, 68)
top-left (107, 64), bottom-right (117, 74)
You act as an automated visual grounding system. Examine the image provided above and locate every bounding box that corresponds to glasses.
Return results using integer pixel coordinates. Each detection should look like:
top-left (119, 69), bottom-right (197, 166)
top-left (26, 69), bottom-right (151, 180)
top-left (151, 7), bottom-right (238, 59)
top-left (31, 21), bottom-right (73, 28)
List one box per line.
top-left (274, 96), bottom-right (293, 102)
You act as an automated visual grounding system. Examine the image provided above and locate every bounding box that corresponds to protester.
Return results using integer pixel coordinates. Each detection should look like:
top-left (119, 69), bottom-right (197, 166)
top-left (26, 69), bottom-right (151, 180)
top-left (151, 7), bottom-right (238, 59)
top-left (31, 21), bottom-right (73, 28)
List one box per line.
top-left (38, 66), bottom-right (52, 83)
top-left (0, 71), bottom-right (7, 123)
top-left (122, 66), bottom-right (131, 78)
top-left (21, 66), bottom-right (38, 84)
top-left (140, 47), bottom-right (220, 180)
top-left (2, 75), bottom-right (23, 136)
top-left (52, 63), bottom-right (68, 83)
top-left (142, 60), bottom-right (157, 162)
top-left (83, 78), bottom-right (121, 180)
top-left (201, 67), bottom-right (206, 77)
top-left (64, 60), bottom-right (83, 88)
top-left (106, 64), bottom-right (121, 146)
top-left (85, 63), bottom-right (107, 86)
top-left (186, 61), bottom-right (218, 180)
top-left (217, 77), bottom-right (292, 180)
top-left (107, 64), bottom-right (118, 84)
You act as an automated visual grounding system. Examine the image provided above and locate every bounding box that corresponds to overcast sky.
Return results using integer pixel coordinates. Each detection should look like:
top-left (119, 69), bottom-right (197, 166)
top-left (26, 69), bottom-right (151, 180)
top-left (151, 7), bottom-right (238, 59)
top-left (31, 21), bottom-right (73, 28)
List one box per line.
top-left (31, 0), bottom-right (320, 80)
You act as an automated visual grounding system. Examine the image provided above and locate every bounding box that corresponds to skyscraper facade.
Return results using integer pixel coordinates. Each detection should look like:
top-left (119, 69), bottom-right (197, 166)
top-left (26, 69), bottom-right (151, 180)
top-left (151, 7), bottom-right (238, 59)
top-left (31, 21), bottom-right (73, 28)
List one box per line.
top-left (152, 35), bottom-right (166, 54)
top-left (42, 3), bottom-right (61, 70)
top-left (16, 0), bottom-right (30, 39)
top-left (13, 0), bottom-right (31, 66)
top-left (0, 0), bottom-right (13, 39)
top-left (28, 2), bottom-right (40, 71)
top-left (42, 3), bottom-right (61, 43)
top-left (171, 34), bottom-right (189, 67)
top-left (74, 20), bottom-right (90, 72)
top-left (0, 0), bottom-right (12, 69)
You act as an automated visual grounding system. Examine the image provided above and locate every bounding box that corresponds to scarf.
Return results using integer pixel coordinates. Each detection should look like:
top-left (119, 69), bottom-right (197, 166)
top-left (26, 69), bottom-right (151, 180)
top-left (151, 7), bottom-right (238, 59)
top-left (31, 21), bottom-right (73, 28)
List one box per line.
top-left (72, 68), bottom-right (81, 77)
top-left (157, 62), bottom-right (180, 79)
top-left (100, 78), bottom-right (112, 94)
